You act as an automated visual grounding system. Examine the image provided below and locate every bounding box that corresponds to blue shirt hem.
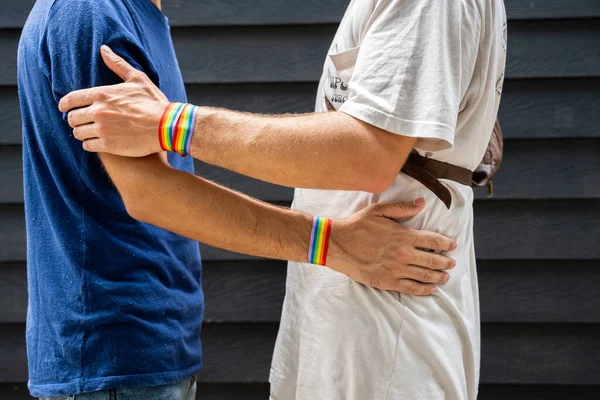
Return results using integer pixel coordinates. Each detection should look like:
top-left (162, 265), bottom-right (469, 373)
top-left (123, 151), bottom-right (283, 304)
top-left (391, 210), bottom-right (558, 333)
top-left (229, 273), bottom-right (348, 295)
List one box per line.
top-left (28, 363), bottom-right (203, 397)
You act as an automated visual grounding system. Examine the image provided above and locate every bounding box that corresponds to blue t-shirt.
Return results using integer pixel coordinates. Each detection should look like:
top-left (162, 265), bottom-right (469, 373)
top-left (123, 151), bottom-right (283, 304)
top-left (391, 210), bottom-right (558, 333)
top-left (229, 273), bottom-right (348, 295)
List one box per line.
top-left (18, 0), bottom-right (204, 396)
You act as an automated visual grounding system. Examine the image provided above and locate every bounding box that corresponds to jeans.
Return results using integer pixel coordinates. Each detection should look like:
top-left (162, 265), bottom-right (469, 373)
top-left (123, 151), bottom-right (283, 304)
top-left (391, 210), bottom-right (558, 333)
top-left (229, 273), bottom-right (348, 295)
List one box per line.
top-left (40, 376), bottom-right (196, 400)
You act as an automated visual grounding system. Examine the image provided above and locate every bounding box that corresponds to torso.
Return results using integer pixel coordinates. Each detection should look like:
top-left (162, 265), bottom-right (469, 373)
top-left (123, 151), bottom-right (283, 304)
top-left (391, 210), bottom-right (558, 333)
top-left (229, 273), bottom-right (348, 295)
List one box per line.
top-left (19, 0), bottom-right (202, 395)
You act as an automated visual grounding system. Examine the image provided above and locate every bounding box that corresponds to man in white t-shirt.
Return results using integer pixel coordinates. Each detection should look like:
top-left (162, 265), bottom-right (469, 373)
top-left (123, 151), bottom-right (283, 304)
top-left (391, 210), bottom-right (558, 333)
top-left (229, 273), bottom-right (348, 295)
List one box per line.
top-left (269, 1), bottom-right (507, 399)
top-left (58, 0), bottom-right (507, 398)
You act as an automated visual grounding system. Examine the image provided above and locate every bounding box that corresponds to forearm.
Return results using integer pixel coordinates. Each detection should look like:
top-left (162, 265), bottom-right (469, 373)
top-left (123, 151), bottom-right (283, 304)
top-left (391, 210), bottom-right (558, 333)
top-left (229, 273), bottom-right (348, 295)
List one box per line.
top-left (101, 153), bottom-right (312, 261)
top-left (191, 108), bottom-right (415, 193)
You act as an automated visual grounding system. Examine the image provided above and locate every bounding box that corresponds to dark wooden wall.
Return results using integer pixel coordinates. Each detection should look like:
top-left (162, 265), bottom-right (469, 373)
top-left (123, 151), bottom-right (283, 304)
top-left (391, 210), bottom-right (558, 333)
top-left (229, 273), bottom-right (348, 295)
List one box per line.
top-left (1, 0), bottom-right (599, 399)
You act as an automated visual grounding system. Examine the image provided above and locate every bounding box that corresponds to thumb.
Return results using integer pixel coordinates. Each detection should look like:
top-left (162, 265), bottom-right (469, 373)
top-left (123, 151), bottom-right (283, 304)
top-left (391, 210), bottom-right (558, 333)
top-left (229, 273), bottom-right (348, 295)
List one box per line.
top-left (373, 198), bottom-right (425, 220)
top-left (100, 45), bottom-right (138, 81)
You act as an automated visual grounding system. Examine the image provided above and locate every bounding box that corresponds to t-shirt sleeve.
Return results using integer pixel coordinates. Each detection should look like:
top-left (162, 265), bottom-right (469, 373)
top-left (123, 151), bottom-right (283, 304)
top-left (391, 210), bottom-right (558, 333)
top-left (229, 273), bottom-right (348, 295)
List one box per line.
top-left (45, 0), bottom-right (159, 110)
top-left (338, 0), bottom-right (481, 152)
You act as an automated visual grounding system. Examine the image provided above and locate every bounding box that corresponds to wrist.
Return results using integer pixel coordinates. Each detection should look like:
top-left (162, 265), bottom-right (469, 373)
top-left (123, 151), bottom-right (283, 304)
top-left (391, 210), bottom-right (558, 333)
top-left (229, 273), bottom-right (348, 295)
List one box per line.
top-left (157, 102), bottom-right (199, 156)
top-left (188, 106), bottom-right (216, 161)
top-left (306, 216), bottom-right (333, 266)
top-left (288, 211), bottom-right (313, 263)
top-left (150, 101), bottom-right (169, 154)
top-left (323, 219), bottom-right (352, 272)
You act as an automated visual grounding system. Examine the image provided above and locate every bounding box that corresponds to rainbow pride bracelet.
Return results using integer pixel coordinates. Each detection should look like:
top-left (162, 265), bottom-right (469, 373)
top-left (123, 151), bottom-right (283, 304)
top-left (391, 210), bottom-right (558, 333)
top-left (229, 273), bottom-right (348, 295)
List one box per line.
top-left (158, 102), bottom-right (198, 156)
top-left (308, 217), bottom-right (333, 266)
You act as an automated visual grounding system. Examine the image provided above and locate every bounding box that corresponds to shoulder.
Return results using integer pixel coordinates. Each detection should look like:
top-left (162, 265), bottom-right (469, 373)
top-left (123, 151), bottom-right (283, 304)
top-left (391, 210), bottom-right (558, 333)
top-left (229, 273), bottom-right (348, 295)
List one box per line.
top-left (46, 0), bottom-right (136, 36)
top-left (48, 0), bottom-right (127, 16)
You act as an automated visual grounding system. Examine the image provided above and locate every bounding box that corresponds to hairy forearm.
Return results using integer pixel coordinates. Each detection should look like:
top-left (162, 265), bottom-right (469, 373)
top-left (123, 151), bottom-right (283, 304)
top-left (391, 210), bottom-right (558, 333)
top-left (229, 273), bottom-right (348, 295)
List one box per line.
top-left (191, 108), bottom-right (415, 193)
top-left (100, 153), bottom-right (312, 261)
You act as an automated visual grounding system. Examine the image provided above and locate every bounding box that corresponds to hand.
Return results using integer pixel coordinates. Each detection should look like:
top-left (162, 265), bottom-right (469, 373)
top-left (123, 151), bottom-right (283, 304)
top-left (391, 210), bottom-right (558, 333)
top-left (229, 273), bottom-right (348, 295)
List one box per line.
top-left (327, 198), bottom-right (457, 295)
top-left (58, 45), bottom-right (168, 156)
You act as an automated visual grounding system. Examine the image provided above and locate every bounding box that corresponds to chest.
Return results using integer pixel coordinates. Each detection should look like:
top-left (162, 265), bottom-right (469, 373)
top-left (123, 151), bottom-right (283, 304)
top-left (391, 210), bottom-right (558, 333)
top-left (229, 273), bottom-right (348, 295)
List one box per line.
top-left (319, 0), bottom-right (374, 111)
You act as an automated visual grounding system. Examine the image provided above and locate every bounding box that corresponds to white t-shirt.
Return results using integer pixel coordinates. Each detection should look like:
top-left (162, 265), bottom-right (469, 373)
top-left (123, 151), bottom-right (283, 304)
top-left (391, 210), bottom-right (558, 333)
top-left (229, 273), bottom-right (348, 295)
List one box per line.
top-left (270, 0), bottom-right (507, 399)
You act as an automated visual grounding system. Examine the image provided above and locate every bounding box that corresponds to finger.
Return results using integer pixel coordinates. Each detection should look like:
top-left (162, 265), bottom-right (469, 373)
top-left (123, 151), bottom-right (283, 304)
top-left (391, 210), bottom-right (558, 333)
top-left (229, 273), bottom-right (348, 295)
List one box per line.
top-left (82, 138), bottom-right (105, 153)
top-left (72, 124), bottom-right (99, 142)
top-left (395, 279), bottom-right (436, 296)
top-left (410, 230), bottom-right (457, 252)
top-left (373, 198), bottom-right (425, 220)
top-left (67, 107), bottom-right (95, 128)
top-left (101, 45), bottom-right (141, 81)
top-left (405, 265), bottom-right (449, 284)
top-left (413, 249), bottom-right (456, 270)
top-left (58, 87), bottom-right (100, 113)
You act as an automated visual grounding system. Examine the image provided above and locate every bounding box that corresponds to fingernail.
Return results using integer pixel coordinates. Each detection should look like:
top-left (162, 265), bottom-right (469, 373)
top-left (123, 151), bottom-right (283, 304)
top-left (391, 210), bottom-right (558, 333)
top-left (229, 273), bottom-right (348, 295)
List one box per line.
top-left (451, 242), bottom-right (457, 251)
top-left (412, 198), bottom-right (424, 207)
top-left (101, 45), bottom-right (112, 55)
top-left (443, 273), bottom-right (450, 283)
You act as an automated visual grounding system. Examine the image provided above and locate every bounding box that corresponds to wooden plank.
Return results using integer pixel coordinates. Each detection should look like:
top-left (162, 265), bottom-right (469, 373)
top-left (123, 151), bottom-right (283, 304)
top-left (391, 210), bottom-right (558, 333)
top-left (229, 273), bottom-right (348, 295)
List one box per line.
top-left (498, 78), bottom-right (600, 139)
top-left (0, 146), bottom-right (21, 203)
top-left (0, 144), bottom-right (294, 204)
top-left (115, 19), bottom-right (600, 81)
top-left (189, 79), bottom-right (600, 140)
top-left (0, 263), bottom-right (26, 323)
top-left (189, 78), bottom-right (600, 140)
top-left (0, 324), bottom-right (27, 383)
top-left (474, 138), bottom-right (600, 199)
top-left (193, 138), bottom-right (600, 202)
top-left (481, 324), bottom-right (600, 384)
top-left (472, 200), bottom-right (600, 260)
top-left (0, 86), bottom-right (21, 145)
top-left (0, 383), bottom-right (599, 400)
top-left (168, 0), bottom-right (600, 24)
top-left (0, 205), bottom-right (26, 262)
top-left (3, 78), bottom-right (599, 145)
top-left (161, 0), bottom-right (349, 27)
top-left (2, 19), bottom-right (599, 85)
top-left (477, 260), bottom-right (600, 323)
top-left (3, 0), bottom-right (600, 29)
top-left (2, 260), bottom-right (599, 324)
top-left (478, 385), bottom-right (600, 400)
top-left (1, 200), bottom-right (600, 262)
top-left (200, 259), bottom-right (600, 324)
top-left (1, 323), bottom-right (599, 384)
top-left (3, 138), bottom-right (599, 203)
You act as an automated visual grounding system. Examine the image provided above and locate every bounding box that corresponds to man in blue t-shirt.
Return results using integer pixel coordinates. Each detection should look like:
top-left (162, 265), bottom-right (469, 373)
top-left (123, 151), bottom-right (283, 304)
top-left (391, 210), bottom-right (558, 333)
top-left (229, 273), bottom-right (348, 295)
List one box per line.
top-left (19, 0), bottom-right (203, 398)
top-left (19, 0), bottom-right (457, 398)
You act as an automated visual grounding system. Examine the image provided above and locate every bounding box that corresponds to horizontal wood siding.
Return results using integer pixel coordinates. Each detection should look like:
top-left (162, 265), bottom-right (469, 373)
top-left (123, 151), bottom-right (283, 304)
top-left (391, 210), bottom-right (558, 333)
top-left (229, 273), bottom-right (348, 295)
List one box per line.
top-left (0, 1), bottom-right (598, 399)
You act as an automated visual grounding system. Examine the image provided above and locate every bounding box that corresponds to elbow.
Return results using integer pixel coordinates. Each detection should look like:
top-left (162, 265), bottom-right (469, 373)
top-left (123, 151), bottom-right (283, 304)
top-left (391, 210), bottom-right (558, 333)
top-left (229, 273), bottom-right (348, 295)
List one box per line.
top-left (366, 172), bottom-right (396, 193)
top-left (120, 186), bottom-right (153, 224)
top-left (123, 195), bottom-right (150, 223)
top-left (355, 165), bottom-right (397, 193)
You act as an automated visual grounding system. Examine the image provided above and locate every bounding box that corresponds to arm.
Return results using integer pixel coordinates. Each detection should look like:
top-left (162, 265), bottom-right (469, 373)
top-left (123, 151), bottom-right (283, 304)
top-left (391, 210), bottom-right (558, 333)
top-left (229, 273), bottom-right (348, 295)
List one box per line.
top-left (101, 152), bottom-right (310, 262)
top-left (190, 107), bottom-right (416, 193)
top-left (60, 47), bottom-right (414, 193)
top-left (102, 152), bottom-right (455, 295)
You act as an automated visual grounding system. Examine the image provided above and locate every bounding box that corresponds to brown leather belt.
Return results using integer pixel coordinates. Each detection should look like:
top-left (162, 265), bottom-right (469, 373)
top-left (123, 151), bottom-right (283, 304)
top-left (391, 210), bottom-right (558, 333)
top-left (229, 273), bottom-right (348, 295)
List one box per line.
top-left (401, 152), bottom-right (473, 209)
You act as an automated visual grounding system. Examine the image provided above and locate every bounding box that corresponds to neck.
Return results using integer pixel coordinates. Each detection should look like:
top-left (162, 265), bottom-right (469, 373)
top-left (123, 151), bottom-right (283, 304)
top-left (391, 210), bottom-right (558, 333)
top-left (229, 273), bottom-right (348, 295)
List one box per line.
top-left (151, 0), bottom-right (161, 10)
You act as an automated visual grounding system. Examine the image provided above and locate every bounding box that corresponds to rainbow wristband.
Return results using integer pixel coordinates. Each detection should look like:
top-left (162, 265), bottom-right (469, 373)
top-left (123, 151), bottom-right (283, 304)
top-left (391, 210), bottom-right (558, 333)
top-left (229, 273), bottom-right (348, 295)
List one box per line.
top-left (158, 102), bottom-right (198, 156)
top-left (308, 217), bottom-right (333, 266)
